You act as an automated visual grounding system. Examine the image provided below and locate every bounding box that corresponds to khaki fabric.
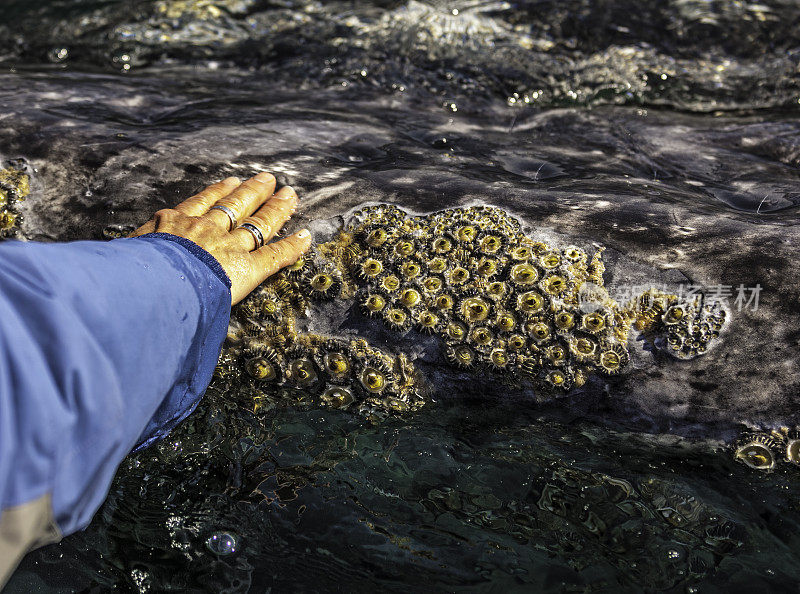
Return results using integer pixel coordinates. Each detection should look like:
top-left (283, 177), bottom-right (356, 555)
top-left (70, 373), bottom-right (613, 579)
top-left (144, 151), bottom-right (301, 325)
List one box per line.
top-left (0, 494), bottom-right (62, 589)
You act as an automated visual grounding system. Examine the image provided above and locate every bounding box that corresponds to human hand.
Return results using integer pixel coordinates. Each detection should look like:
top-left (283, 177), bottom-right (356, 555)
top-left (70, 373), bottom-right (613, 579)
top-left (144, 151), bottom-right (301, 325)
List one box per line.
top-left (130, 172), bottom-right (311, 305)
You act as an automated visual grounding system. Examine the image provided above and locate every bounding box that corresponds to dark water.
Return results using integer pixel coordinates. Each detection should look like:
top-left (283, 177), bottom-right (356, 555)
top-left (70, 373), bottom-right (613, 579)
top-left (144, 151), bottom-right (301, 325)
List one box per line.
top-left (2, 1), bottom-right (800, 592)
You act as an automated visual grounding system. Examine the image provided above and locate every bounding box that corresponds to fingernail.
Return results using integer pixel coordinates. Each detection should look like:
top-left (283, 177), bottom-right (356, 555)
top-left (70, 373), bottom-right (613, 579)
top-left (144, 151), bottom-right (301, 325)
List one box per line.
top-left (255, 172), bottom-right (274, 182)
top-left (276, 186), bottom-right (296, 199)
top-left (297, 228), bottom-right (310, 238)
top-left (224, 176), bottom-right (240, 184)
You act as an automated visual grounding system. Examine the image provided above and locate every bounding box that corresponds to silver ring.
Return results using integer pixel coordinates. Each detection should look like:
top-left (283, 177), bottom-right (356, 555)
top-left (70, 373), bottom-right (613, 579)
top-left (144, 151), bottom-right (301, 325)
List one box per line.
top-left (209, 204), bottom-right (237, 231)
top-left (239, 222), bottom-right (265, 250)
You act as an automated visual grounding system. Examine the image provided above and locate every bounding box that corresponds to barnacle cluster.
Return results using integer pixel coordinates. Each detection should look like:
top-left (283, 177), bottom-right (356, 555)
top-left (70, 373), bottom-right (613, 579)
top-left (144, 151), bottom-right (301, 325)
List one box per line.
top-left (733, 428), bottom-right (800, 472)
top-left (217, 273), bottom-right (424, 416)
top-left (324, 204), bottom-right (725, 392)
top-left (218, 203), bottom-right (727, 412)
top-left (0, 160), bottom-right (31, 237)
top-left (630, 288), bottom-right (726, 360)
top-left (330, 204), bottom-right (628, 392)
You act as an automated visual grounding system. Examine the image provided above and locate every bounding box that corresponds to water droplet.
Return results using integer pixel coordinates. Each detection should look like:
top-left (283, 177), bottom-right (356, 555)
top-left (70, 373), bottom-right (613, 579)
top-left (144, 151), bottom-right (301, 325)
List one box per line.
top-left (666, 547), bottom-right (684, 561)
top-left (48, 47), bottom-right (68, 62)
top-left (206, 531), bottom-right (238, 556)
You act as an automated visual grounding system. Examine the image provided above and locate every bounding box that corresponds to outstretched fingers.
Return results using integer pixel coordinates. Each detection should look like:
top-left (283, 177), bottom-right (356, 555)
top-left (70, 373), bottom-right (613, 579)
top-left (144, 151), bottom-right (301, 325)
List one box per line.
top-left (174, 176), bottom-right (241, 217)
top-left (231, 186), bottom-right (298, 250)
top-left (250, 229), bottom-right (312, 279)
top-left (205, 172), bottom-right (276, 229)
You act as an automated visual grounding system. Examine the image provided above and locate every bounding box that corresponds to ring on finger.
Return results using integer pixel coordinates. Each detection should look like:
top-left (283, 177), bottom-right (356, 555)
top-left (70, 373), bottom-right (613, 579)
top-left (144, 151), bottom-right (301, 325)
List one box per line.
top-left (209, 204), bottom-right (238, 231)
top-left (239, 221), bottom-right (266, 250)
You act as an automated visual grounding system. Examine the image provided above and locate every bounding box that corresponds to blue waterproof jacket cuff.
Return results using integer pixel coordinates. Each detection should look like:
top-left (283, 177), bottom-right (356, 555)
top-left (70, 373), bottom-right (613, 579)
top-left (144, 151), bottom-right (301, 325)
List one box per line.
top-left (135, 232), bottom-right (232, 289)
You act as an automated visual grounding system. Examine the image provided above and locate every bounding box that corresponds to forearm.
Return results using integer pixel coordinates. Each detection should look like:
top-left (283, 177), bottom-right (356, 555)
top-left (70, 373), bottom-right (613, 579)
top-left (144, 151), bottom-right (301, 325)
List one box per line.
top-left (0, 236), bottom-right (230, 579)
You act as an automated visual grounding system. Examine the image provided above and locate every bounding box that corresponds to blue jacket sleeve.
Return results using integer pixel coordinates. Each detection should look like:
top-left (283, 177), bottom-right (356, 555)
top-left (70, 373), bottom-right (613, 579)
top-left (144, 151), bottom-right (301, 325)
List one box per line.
top-left (0, 234), bottom-right (231, 536)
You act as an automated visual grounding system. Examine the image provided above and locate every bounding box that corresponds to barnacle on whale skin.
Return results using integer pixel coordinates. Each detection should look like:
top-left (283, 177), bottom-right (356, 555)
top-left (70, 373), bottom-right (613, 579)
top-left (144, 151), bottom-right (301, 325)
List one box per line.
top-left (625, 289), bottom-right (728, 360)
top-left (320, 349), bottom-right (352, 383)
top-left (783, 429), bottom-right (800, 465)
top-left (0, 161), bottom-right (31, 236)
top-left (216, 202), bottom-right (731, 415)
top-left (321, 385), bottom-right (356, 408)
top-left (739, 428), bottom-right (800, 468)
top-left (361, 292), bottom-right (387, 317)
top-left (733, 433), bottom-right (782, 472)
top-left (306, 270), bottom-right (343, 300)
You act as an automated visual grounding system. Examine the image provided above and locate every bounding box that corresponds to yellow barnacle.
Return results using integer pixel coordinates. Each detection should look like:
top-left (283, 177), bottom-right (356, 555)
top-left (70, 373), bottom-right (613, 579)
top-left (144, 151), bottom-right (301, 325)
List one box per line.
top-left (448, 266), bottom-right (470, 286)
top-left (510, 245), bottom-right (533, 261)
top-left (486, 281), bottom-right (507, 300)
top-left (489, 348), bottom-right (509, 368)
top-left (470, 326), bottom-right (494, 346)
top-left (289, 358), bottom-right (318, 387)
top-left (422, 276), bottom-right (444, 293)
top-left (417, 310), bottom-right (439, 332)
top-left (285, 257), bottom-right (306, 274)
top-left (554, 311), bottom-right (575, 331)
top-left (786, 436), bottom-right (800, 465)
top-left (461, 297), bottom-right (490, 323)
top-left (546, 370), bottom-right (567, 387)
top-left (476, 257), bottom-right (499, 277)
top-left (381, 274), bottom-right (401, 293)
top-left (394, 239), bottom-right (416, 258)
top-left (663, 305), bottom-right (686, 325)
top-left (540, 251), bottom-right (561, 269)
top-left (310, 273), bottom-right (334, 293)
top-left (531, 241), bottom-right (549, 254)
top-left (435, 293), bottom-right (455, 311)
top-left (510, 263), bottom-right (539, 286)
top-left (446, 344), bottom-right (476, 368)
top-left (582, 311), bottom-right (607, 334)
top-left (517, 291), bottom-right (544, 315)
top-left (446, 321), bottom-right (467, 341)
top-left (321, 386), bottom-right (355, 408)
top-left (456, 225), bottom-right (477, 243)
top-left (496, 312), bottom-right (516, 332)
top-left (735, 439), bottom-right (776, 471)
top-left (323, 352), bottom-right (350, 377)
top-left (507, 334), bottom-right (527, 351)
top-left (479, 235), bottom-right (503, 254)
top-left (570, 337), bottom-right (597, 360)
top-left (360, 367), bottom-right (388, 394)
top-left (542, 275), bottom-right (568, 296)
top-left (362, 293), bottom-right (387, 315)
top-left (563, 246), bottom-right (586, 263)
top-left (530, 321), bottom-right (550, 342)
top-left (246, 357), bottom-right (277, 381)
top-left (400, 261), bottom-right (422, 280)
top-left (0, 211), bottom-right (17, 230)
top-left (427, 257), bottom-right (448, 274)
top-left (262, 300), bottom-right (278, 316)
top-left (400, 288), bottom-right (422, 308)
top-left (599, 349), bottom-right (624, 374)
top-left (431, 236), bottom-right (452, 254)
top-left (546, 344), bottom-right (566, 364)
top-left (366, 228), bottom-right (388, 248)
top-left (384, 307), bottom-right (410, 330)
top-left (361, 257), bottom-right (383, 278)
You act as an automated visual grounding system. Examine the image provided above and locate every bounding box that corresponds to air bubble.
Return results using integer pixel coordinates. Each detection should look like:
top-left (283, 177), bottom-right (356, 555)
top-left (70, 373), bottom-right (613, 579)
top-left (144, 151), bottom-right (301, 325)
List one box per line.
top-left (206, 531), bottom-right (238, 556)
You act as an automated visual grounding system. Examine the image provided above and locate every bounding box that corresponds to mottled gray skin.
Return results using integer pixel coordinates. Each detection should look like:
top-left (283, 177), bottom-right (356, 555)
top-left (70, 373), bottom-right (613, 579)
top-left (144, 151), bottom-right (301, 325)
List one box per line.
top-left (2, 70), bottom-right (798, 442)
